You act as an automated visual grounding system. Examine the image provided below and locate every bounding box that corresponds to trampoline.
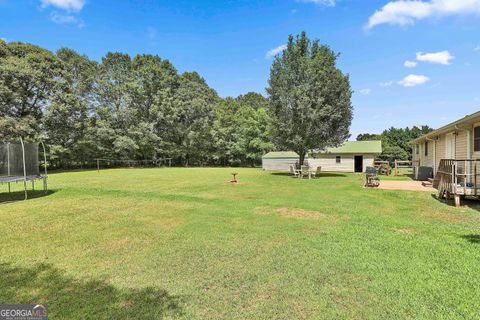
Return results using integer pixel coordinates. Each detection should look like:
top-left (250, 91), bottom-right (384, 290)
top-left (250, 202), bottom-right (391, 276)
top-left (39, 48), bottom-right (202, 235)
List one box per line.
top-left (0, 137), bottom-right (48, 200)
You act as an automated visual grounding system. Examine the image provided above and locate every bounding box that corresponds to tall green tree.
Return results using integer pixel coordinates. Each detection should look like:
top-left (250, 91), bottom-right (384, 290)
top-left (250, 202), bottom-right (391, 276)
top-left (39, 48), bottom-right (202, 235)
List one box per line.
top-left (0, 41), bottom-right (64, 140)
top-left (44, 48), bottom-right (98, 166)
top-left (213, 94), bottom-right (273, 166)
top-left (267, 32), bottom-right (353, 164)
top-left (155, 72), bottom-right (218, 166)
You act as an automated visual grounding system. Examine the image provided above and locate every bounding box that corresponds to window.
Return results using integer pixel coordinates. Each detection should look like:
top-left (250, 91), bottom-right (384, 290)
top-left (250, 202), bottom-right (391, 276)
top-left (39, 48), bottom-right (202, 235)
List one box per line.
top-left (475, 127), bottom-right (480, 152)
top-left (416, 145), bottom-right (419, 155)
top-left (336, 156), bottom-right (341, 164)
top-left (425, 141), bottom-right (428, 156)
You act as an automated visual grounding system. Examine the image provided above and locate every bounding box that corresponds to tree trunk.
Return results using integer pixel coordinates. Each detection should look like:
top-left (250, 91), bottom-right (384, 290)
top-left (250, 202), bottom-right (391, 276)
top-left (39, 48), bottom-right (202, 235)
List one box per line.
top-left (299, 151), bottom-right (306, 167)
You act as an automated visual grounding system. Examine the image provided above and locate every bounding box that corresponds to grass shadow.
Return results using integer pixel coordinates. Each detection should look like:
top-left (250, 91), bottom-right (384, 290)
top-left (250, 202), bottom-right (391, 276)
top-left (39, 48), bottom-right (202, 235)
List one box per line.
top-left (460, 234), bottom-right (480, 244)
top-left (430, 194), bottom-right (480, 211)
top-left (0, 262), bottom-right (184, 319)
top-left (316, 172), bottom-right (348, 178)
top-left (269, 172), bottom-right (348, 178)
top-left (269, 172), bottom-right (294, 177)
top-left (0, 190), bottom-right (57, 204)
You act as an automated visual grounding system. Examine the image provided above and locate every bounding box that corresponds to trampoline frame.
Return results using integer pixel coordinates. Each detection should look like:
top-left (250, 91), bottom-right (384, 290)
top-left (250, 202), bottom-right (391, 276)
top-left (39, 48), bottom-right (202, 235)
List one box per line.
top-left (0, 137), bottom-right (48, 200)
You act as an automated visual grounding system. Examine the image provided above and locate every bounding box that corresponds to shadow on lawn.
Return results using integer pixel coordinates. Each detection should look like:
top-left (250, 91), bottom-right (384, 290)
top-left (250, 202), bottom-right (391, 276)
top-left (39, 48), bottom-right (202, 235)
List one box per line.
top-left (0, 262), bottom-right (184, 319)
top-left (430, 194), bottom-right (480, 211)
top-left (460, 234), bottom-right (480, 244)
top-left (0, 190), bottom-right (57, 204)
top-left (270, 172), bottom-right (347, 178)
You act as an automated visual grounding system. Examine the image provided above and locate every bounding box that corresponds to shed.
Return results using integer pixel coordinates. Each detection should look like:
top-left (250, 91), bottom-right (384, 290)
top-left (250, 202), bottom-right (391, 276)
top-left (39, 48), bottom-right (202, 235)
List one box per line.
top-left (309, 141), bottom-right (382, 173)
top-left (262, 151), bottom-right (299, 171)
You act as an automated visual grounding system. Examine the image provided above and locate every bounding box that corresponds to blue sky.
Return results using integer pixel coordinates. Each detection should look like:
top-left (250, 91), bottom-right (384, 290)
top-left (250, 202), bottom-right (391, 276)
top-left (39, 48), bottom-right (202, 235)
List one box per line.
top-left (1, 0), bottom-right (480, 138)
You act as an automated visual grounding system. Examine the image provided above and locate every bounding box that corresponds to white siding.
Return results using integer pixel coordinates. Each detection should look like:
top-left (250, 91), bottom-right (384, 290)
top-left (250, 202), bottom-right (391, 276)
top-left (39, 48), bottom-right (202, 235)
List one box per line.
top-left (456, 129), bottom-right (469, 159)
top-left (412, 128), bottom-right (474, 175)
top-left (308, 154), bottom-right (375, 173)
top-left (418, 141), bottom-right (435, 167)
top-left (262, 159), bottom-right (298, 171)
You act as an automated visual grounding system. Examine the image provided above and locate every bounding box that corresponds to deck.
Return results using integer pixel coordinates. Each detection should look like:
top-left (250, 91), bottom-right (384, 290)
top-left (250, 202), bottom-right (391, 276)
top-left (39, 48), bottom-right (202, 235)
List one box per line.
top-left (434, 159), bottom-right (480, 206)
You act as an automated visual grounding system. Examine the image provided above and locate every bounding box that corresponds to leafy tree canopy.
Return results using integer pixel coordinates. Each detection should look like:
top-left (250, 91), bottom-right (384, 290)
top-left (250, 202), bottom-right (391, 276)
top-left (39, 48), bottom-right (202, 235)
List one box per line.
top-left (267, 31), bottom-right (353, 164)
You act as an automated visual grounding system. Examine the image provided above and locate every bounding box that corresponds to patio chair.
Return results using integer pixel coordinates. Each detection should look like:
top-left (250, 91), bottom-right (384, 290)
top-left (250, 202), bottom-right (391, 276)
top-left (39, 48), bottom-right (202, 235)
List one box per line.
top-left (301, 165), bottom-right (311, 179)
top-left (289, 165), bottom-right (300, 178)
top-left (365, 166), bottom-right (380, 187)
top-left (310, 166), bottom-right (321, 178)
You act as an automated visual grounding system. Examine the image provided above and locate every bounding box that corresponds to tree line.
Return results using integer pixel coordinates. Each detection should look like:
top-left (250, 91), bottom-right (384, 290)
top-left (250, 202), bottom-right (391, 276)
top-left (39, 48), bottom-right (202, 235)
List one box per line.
top-left (0, 32), bottom-right (355, 169)
top-left (0, 40), bottom-right (274, 168)
top-left (357, 126), bottom-right (433, 164)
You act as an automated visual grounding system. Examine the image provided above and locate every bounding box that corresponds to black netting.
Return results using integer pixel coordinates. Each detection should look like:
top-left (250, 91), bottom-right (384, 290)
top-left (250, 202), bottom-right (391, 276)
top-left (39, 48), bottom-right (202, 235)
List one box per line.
top-left (0, 144), bottom-right (8, 177)
top-left (0, 142), bottom-right (40, 177)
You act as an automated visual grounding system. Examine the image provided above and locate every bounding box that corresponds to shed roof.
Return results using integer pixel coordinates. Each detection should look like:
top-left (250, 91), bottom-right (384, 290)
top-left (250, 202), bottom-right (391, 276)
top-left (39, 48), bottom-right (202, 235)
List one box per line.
top-left (316, 141), bottom-right (382, 154)
top-left (262, 151), bottom-right (299, 159)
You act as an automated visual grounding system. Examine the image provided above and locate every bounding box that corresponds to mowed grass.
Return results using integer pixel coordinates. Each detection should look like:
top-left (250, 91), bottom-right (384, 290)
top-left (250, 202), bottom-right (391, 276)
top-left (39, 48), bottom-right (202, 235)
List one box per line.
top-left (0, 168), bottom-right (480, 319)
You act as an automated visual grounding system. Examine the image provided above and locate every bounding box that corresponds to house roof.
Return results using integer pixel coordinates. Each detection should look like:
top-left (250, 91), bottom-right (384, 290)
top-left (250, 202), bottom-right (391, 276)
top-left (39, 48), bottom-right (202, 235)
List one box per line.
top-left (316, 141), bottom-right (382, 154)
top-left (262, 151), bottom-right (299, 159)
top-left (410, 110), bottom-right (480, 144)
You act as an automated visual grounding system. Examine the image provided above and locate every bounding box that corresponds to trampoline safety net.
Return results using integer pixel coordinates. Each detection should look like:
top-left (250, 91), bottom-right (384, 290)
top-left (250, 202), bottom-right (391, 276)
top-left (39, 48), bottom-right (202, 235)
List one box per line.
top-left (0, 143), bottom-right (40, 178)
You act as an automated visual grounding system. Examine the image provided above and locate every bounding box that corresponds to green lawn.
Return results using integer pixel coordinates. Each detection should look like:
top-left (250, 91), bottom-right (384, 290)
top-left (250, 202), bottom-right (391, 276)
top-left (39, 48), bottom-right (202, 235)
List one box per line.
top-left (1, 168), bottom-right (479, 319)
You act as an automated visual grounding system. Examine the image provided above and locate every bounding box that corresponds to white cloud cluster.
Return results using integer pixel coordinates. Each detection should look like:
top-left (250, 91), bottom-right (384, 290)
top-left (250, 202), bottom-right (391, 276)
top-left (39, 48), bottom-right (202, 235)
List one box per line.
top-left (367, 0), bottom-right (480, 29)
top-left (359, 88), bottom-right (372, 95)
top-left (265, 44), bottom-right (287, 59)
top-left (379, 81), bottom-right (394, 87)
top-left (50, 11), bottom-right (84, 27)
top-left (398, 74), bottom-right (430, 87)
top-left (404, 60), bottom-right (417, 68)
top-left (298, 0), bottom-right (336, 6)
top-left (41, 0), bottom-right (85, 12)
top-left (416, 50), bottom-right (454, 65)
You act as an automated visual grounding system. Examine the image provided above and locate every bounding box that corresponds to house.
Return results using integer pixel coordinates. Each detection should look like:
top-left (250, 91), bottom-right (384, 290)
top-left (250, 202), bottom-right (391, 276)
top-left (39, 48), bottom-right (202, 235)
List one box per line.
top-left (262, 151), bottom-right (299, 171)
top-left (411, 111), bottom-right (480, 175)
top-left (308, 141), bottom-right (382, 173)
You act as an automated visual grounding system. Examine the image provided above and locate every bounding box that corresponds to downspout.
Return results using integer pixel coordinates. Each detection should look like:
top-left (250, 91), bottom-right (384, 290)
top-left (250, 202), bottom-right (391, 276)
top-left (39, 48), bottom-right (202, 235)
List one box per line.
top-left (466, 125), bottom-right (472, 160)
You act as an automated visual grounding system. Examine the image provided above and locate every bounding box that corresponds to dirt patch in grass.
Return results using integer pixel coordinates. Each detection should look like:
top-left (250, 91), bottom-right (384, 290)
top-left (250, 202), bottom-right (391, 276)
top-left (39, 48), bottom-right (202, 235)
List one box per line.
top-left (104, 237), bottom-right (135, 250)
top-left (275, 207), bottom-right (328, 220)
top-left (395, 228), bottom-right (416, 235)
top-left (417, 211), bottom-right (480, 225)
top-left (255, 206), bottom-right (347, 223)
top-left (254, 206), bottom-right (271, 216)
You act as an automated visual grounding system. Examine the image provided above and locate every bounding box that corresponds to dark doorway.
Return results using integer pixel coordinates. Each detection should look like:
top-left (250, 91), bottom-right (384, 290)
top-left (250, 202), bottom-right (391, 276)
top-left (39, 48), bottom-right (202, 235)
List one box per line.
top-left (354, 156), bottom-right (363, 173)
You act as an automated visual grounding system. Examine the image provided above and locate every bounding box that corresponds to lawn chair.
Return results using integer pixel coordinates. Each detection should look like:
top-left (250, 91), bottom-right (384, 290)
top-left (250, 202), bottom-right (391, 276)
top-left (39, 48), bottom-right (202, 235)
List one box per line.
top-left (301, 165), bottom-right (311, 179)
top-left (365, 166), bottom-right (380, 187)
top-left (310, 166), bottom-right (321, 178)
top-left (289, 165), bottom-right (300, 178)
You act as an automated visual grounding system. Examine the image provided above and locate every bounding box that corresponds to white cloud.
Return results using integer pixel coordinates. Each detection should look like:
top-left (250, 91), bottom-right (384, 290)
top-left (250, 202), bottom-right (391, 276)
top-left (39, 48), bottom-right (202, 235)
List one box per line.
top-left (398, 74), bottom-right (430, 87)
top-left (404, 60), bottom-right (417, 68)
top-left (475, 45), bottom-right (480, 51)
top-left (416, 50), bottom-right (454, 65)
top-left (297, 0), bottom-right (336, 6)
top-left (147, 27), bottom-right (157, 39)
top-left (366, 0), bottom-right (480, 29)
top-left (41, 0), bottom-right (85, 12)
top-left (266, 44), bottom-right (287, 59)
top-left (359, 88), bottom-right (372, 95)
top-left (50, 11), bottom-right (84, 27)
top-left (379, 81), bottom-right (394, 87)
